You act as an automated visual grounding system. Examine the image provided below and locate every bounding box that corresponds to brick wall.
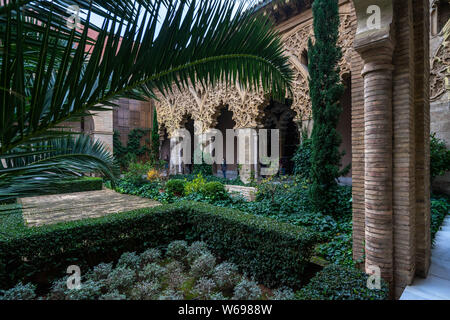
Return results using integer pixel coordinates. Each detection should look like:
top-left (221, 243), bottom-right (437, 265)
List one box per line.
top-left (113, 98), bottom-right (156, 156)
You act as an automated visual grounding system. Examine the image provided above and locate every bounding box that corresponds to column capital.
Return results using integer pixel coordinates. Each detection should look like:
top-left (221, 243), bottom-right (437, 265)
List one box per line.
top-left (353, 0), bottom-right (395, 54)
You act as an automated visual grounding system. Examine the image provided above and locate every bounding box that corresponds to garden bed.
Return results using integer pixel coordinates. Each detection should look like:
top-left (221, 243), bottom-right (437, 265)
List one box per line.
top-left (0, 202), bottom-right (319, 291)
top-left (0, 240), bottom-right (298, 300)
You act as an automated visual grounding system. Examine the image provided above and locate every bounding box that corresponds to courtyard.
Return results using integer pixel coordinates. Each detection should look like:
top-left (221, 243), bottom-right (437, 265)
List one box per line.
top-left (1, 0), bottom-right (450, 305)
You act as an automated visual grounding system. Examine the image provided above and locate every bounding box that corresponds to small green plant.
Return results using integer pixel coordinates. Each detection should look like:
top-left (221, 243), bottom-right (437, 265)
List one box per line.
top-left (192, 151), bottom-right (213, 176)
top-left (166, 179), bottom-right (186, 197)
top-left (292, 132), bottom-right (313, 181)
top-left (124, 162), bottom-right (154, 184)
top-left (431, 195), bottom-right (450, 242)
top-left (202, 182), bottom-right (227, 200)
top-left (430, 133), bottom-right (450, 182)
top-left (184, 174), bottom-right (207, 196)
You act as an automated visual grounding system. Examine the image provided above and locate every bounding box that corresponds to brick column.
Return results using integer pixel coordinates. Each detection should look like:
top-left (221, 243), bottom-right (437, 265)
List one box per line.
top-left (359, 43), bottom-right (395, 285)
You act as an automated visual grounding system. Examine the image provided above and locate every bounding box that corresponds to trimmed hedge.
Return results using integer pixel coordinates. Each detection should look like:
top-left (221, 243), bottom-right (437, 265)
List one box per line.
top-left (166, 179), bottom-right (186, 196)
top-left (0, 202), bottom-right (319, 290)
top-left (46, 177), bottom-right (103, 195)
top-left (296, 264), bottom-right (389, 300)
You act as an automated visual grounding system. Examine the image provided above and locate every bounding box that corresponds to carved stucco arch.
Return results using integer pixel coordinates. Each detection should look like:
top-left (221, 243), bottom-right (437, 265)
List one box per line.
top-left (282, 11), bottom-right (356, 122)
top-left (155, 3), bottom-right (359, 135)
top-left (154, 82), bottom-right (269, 137)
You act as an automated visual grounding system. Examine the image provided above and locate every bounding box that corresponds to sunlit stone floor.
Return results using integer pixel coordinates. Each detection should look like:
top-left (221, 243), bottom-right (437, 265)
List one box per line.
top-left (19, 189), bottom-right (160, 227)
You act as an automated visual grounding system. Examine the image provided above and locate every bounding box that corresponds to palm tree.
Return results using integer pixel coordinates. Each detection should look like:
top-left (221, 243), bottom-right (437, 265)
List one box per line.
top-left (0, 0), bottom-right (293, 201)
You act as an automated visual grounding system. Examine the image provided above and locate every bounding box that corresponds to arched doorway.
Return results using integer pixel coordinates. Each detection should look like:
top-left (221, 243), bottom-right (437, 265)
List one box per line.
top-left (180, 115), bottom-right (195, 174)
top-left (159, 126), bottom-right (171, 175)
top-left (214, 106), bottom-right (238, 179)
top-left (261, 100), bottom-right (300, 175)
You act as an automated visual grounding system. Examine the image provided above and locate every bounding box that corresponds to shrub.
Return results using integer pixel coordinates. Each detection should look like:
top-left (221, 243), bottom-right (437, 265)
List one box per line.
top-left (170, 174), bottom-right (247, 186)
top-left (430, 133), bottom-right (450, 182)
top-left (47, 279), bottom-right (68, 300)
top-left (166, 240), bottom-right (189, 262)
top-left (210, 292), bottom-right (228, 300)
top-left (116, 252), bottom-right (140, 270)
top-left (232, 279), bottom-right (262, 300)
top-left (213, 262), bottom-right (241, 291)
top-left (192, 151), bottom-right (213, 176)
top-left (44, 177), bottom-right (103, 195)
top-left (166, 179), bottom-right (186, 196)
top-left (99, 290), bottom-right (127, 300)
top-left (0, 202), bottom-right (319, 289)
top-left (271, 287), bottom-right (296, 300)
top-left (184, 174), bottom-right (206, 196)
top-left (293, 134), bottom-right (312, 181)
top-left (146, 169), bottom-right (160, 181)
top-left (190, 252), bottom-right (216, 278)
top-left (139, 263), bottom-right (165, 281)
top-left (5, 244), bottom-right (299, 300)
top-left (194, 277), bottom-right (216, 299)
top-left (124, 162), bottom-right (154, 185)
top-left (139, 248), bottom-right (162, 266)
top-left (165, 261), bottom-right (186, 288)
top-left (87, 263), bottom-right (113, 282)
top-left (0, 282), bottom-right (37, 300)
top-left (129, 280), bottom-right (160, 300)
top-left (296, 264), bottom-right (389, 300)
top-left (158, 289), bottom-right (184, 300)
top-left (186, 241), bottom-right (210, 264)
top-left (106, 267), bottom-right (136, 292)
top-left (431, 195), bottom-right (450, 242)
top-left (202, 182), bottom-right (228, 200)
top-left (66, 280), bottom-right (104, 300)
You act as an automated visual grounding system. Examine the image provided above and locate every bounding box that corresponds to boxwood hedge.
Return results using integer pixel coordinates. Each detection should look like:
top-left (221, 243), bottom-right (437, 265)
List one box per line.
top-left (50, 177), bottom-right (103, 195)
top-left (0, 202), bottom-right (319, 290)
top-left (296, 264), bottom-right (389, 300)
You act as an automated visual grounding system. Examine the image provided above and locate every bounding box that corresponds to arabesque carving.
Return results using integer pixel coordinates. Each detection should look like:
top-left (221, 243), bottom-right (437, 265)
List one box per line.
top-left (282, 13), bottom-right (355, 121)
top-left (155, 82), bottom-right (268, 137)
top-left (430, 20), bottom-right (450, 101)
top-left (155, 12), bottom-right (357, 131)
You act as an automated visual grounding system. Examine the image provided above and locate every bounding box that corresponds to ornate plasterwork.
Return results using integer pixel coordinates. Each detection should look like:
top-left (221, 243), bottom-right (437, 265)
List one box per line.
top-left (155, 12), bottom-right (357, 131)
top-left (282, 13), bottom-right (355, 122)
top-left (154, 83), bottom-right (268, 137)
top-left (430, 19), bottom-right (450, 101)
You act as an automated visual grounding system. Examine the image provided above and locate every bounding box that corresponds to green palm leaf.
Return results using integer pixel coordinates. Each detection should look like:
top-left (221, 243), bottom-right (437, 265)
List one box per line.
top-left (1, 0), bottom-right (293, 154)
top-left (0, 134), bottom-right (119, 201)
top-left (0, 0), bottom-right (293, 200)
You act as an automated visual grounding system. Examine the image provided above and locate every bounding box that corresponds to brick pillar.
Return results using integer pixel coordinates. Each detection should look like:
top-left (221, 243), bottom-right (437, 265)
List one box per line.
top-left (359, 43), bottom-right (395, 286)
top-left (413, 0), bottom-right (431, 278)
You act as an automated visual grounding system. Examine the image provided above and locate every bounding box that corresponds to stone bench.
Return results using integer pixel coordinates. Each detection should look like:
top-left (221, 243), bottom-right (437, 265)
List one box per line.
top-left (225, 185), bottom-right (257, 202)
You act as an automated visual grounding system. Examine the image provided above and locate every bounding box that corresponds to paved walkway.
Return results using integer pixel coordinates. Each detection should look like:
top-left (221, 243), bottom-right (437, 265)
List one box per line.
top-left (19, 189), bottom-right (160, 227)
top-left (401, 215), bottom-right (450, 300)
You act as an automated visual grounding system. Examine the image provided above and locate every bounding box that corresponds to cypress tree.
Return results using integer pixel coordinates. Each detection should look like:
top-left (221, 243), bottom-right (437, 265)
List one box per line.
top-left (151, 108), bottom-right (160, 164)
top-left (308, 0), bottom-right (345, 214)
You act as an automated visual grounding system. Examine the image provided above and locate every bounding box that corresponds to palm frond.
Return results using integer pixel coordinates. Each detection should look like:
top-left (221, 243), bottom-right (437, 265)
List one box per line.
top-left (0, 134), bottom-right (119, 201)
top-left (1, 0), bottom-right (293, 154)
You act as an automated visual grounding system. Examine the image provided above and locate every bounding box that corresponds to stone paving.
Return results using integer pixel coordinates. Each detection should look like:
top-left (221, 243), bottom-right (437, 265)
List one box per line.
top-left (19, 189), bottom-right (160, 227)
top-left (401, 215), bottom-right (450, 300)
